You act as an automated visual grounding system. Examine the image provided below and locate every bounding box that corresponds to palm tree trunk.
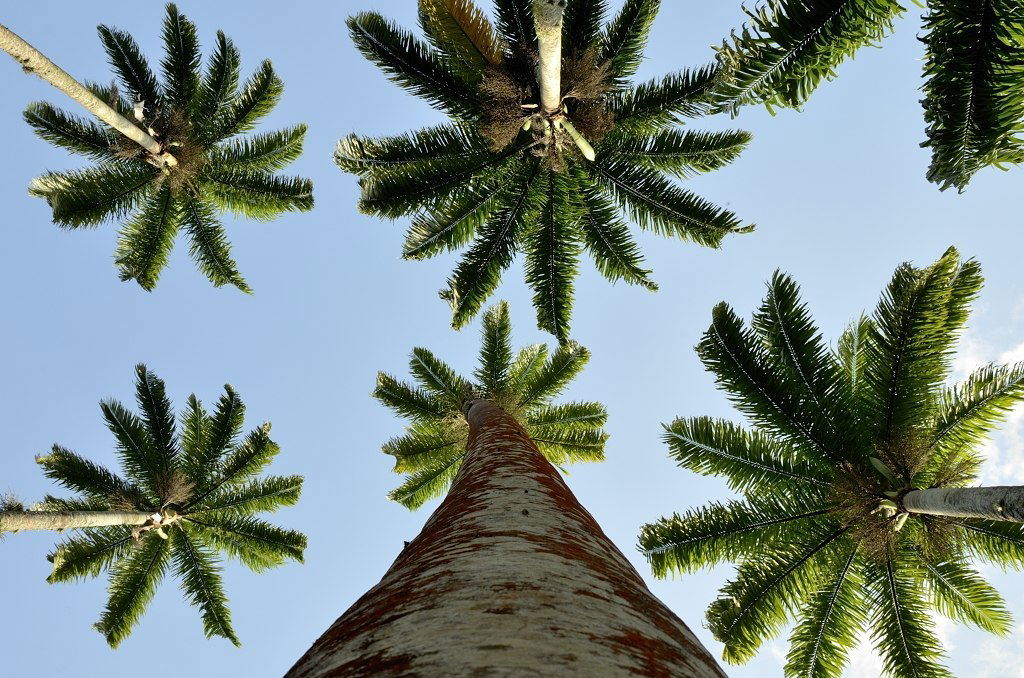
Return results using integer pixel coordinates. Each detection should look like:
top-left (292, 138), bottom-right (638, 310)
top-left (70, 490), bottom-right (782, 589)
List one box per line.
top-left (286, 400), bottom-right (724, 677)
top-left (0, 510), bottom-right (153, 532)
top-left (902, 486), bottom-right (1024, 522)
top-left (0, 23), bottom-right (176, 166)
top-left (534, 0), bottom-right (564, 113)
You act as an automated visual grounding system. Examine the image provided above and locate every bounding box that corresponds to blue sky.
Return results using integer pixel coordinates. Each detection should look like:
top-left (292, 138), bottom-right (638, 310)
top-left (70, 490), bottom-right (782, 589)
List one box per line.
top-left (1, 2), bottom-right (1023, 676)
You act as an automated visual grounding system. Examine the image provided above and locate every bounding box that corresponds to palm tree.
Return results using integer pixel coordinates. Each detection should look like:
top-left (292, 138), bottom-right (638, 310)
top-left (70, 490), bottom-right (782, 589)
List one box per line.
top-left (287, 302), bottom-right (725, 676)
top-left (0, 3), bottom-right (313, 291)
top-left (339, 0), bottom-right (753, 341)
top-left (639, 247), bottom-right (1024, 677)
top-left (0, 365), bottom-right (306, 648)
top-left (712, 0), bottom-right (1024, 191)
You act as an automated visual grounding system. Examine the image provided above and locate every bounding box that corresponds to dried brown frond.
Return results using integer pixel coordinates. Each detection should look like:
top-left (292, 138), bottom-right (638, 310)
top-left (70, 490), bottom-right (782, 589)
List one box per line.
top-left (158, 470), bottom-right (195, 509)
top-left (561, 48), bottom-right (612, 102)
top-left (479, 65), bottom-right (531, 152)
top-left (0, 493), bottom-right (25, 512)
top-left (831, 464), bottom-right (898, 561)
top-left (914, 515), bottom-right (959, 560)
top-left (876, 432), bottom-right (930, 484)
top-left (106, 491), bottom-right (142, 511)
top-left (112, 109), bottom-right (206, 194)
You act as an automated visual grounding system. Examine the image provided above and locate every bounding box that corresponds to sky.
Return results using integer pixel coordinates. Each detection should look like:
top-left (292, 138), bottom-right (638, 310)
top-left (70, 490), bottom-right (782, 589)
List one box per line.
top-left (0, 1), bottom-right (1022, 676)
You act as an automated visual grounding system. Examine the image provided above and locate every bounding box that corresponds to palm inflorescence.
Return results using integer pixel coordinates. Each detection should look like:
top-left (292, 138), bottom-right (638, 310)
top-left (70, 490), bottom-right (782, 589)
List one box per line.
top-left (36, 365), bottom-right (305, 648)
top-left (712, 0), bottom-right (1024, 191)
top-left (339, 0), bottom-right (753, 341)
top-left (375, 301), bottom-right (608, 509)
top-left (639, 248), bottom-right (1024, 677)
top-left (25, 3), bottom-right (313, 291)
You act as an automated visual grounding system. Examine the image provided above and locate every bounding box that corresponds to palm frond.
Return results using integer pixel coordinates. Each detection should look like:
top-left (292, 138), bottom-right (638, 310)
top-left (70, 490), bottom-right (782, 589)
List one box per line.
top-left (95, 534), bottom-right (172, 648)
top-left (180, 198), bottom-right (250, 292)
top-left (664, 417), bottom-right (831, 495)
top-left (419, 0), bottom-right (504, 85)
top-left (188, 424), bottom-right (279, 508)
top-left (606, 128), bottom-right (751, 178)
top-left (864, 551), bottom-right (953, 678)
top-left (589, 158), bottom-right (747, 247)
top-left (160, 4), bottom-right (201, 113)
top-left (711, 0), bottom-right (903, 114)
top-left (564, 0), bottom-right (607, 54)
top-left (383, 420), bottom-right (464, 473)
top-left (956, 519), bottom-right (1024, 570)
top-left (409, 347), bottom-right (472, 409)
top-left (96, 25), bottom-right (162, 108)
top-left (914, 550), bottom-right (1012, 635)
top-left (195, 31), bottom-right (241, 130)
top-left (36, 445), bottom-right (146, 508)
top-left (24, 102), bottom-right (115, 160)
top-left (389, 452), bottom-right (465, 509)
top-left (523, 171), bottom-right (580, 341)
top-left (114, 186), bottom-right (182, 290)
top-left (202, 168), bottom-right (313, 220)
top-left (348, 12), bottom-right (479, 121)
top-left (29, 163), bottom-right (155, 228)
top-left (784, 545), bottom-right (865, 678)
top-left (99, 399), bottom-right (162, 500)
top-left (708, 526), bottom-right (848, 664)
top-left (190, 475), bottom-right (303, 517)
top-left (475, 300), bottom-right (515, 395)
top-left (921, 0), bottom-right (1024, 191)
top-left (609, 66), bottom-right (720, 133)
top-left (517, 340), bottom-right (589, 408)
top-left (442, 160), bottom-right (544, 328)
top-left (375, 373), bottom-right (447, 421)
top-left (185, 514), bottom-right (305, 572)
top-left (172, 530), bottom-right (239, 645)
top-left (600, 0), bottom-right (660, 88)
top-left (336, 124), bottom-right (488, 178)
top-left (571, 168), bottom-right (656, 289)
top-left (208, 60), bottom-right (282, 142)
top-left (47, 527), bottom-right (135, 584)
top-left (640, 496), bottom-right (832, 577)
top-left (492, 0), bottom-right (535, 57)
top-left (526, 401), bottom-right (607, 431)
top-left (531, 427), bottom-right (607, 463)
top-left (210, 125), bottom-right (307, 173)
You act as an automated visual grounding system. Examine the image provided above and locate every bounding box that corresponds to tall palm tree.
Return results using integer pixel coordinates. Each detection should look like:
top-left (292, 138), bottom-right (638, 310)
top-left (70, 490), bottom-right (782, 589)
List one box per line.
top-left (712, 0), bottom-right (1024, 191)
top-left (0, 365), bottom-right (306, 648)
top-left (287, 302), bottom-right (725, 676)
top-left (639, 248), bottom-right (1024, 678)
top-left (339, 0), bottom-right (753, 341)
top-left (0, 3), bottom-right (313, 291)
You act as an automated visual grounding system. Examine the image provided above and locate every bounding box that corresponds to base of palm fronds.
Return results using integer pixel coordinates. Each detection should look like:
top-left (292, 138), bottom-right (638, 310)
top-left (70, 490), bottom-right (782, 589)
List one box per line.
top-left (111, 110), bottom-right (206, 193)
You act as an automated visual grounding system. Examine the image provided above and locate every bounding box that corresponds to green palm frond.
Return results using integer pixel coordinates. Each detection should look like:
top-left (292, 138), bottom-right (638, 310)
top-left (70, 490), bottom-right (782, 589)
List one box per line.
top-left (709, 526), bottom-right (849, 664)
top-left (343, 1), bottom-right (750, 338)
top-left (921, 0), bottom-right (1024, 191)
top-left (640, 495), bottom-right (832, 577)
top-left (377, 302), bottom-right (605, 508)
top-left (26, 3), bottom-right (311, 290)
top-left (645, 249), bottom-right (1024, 676)
top-left (11, 366), bottom-right (305, 647)
top-left (784, 545), bottom-right (865, 678)
top-left (865, 552), bottom-right (953, 678)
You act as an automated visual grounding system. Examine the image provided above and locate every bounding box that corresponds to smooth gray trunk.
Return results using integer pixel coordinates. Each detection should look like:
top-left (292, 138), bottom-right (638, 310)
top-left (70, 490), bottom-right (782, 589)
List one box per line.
top-left (902, 486), bottom-right (1024, 522)
top-left (0, 23), bottom-right (176, 166)
top-left (0, 510), bottom-right (152, 532)
top-left (534, 0), bottom-right (564, 113)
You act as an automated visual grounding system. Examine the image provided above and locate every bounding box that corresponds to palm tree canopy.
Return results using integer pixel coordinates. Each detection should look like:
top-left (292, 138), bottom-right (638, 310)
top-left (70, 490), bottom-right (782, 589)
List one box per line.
top-left (711, 0), bottom-right (1024, 192)
top-left (340, 0), bottom-right (753, 341)
top-left (25, 3), bottom-right (313, 291)
top-left (639, 247), bottom-right (1024, 678)
top-left (375, 300), bottom-right (608, 509)
top-left (26, 365), bottom-right (305, 648)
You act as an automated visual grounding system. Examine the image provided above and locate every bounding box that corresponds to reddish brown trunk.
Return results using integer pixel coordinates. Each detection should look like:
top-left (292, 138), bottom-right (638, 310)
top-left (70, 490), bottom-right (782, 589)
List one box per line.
top-left (287, 401), bottom-right (724, 677)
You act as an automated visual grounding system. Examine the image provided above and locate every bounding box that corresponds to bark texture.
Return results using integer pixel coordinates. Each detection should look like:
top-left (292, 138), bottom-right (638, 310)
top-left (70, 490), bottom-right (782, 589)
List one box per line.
top-left (0, 23), bottom-right (174, 164)
top-left (534, 0), bottom-right (564, 112)
top-left (287, 401), bottom-right (724, 677)
top-left (903, 485), bottom-right (1024, 522)
top-left (0, 510), bottom-right (152, 532)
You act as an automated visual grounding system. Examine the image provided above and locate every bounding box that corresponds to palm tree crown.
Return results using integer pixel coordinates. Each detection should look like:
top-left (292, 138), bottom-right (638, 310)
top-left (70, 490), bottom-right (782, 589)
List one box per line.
top-left (639, 248), bottom-right (1024, 677)
top-left (711, 0), bottom-right (1024, 191)
top-left (18, 365), bottom-right (306, 648)
top-left (375, 301), bottom-right (608, 509)
top-left (25, 3), bottom-right (313, 290)
top-left (340, 0), bottom-right (753, 341)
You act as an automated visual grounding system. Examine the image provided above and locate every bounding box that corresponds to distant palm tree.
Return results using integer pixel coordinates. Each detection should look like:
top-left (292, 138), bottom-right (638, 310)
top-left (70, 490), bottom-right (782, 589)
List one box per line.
top-left (339, 0), bottom-right (752, 341)
top-left (639, 248), bottom-right (1024, 677)
top-left (712, 0), bottom-right (1024, 191)
top-left (374, 300), bottom-right (607, 508)
top-left (288, 301), bottom-right (725, 676)
top-left (0, 3), bottom-right (312, 291)
top-left (0, 365), bottom-right (306, 648)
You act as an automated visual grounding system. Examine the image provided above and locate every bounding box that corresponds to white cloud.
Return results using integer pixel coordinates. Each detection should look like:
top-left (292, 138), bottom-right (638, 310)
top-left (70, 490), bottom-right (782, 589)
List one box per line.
top-left (973, 623), bottom-right (1024, 678)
